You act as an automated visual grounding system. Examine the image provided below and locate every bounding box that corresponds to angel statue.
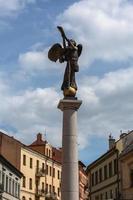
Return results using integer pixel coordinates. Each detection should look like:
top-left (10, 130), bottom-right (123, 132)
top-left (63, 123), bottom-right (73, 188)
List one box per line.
top-left (48, 26), bottom-right (82, 97)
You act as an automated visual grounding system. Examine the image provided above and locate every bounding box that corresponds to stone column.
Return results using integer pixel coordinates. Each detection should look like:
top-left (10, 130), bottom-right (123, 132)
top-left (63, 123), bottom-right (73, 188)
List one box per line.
top-left (58, 98), bottom-right (82, 200)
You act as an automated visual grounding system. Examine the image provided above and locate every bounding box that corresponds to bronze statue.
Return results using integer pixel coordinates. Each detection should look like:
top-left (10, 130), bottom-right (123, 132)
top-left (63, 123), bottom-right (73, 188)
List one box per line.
top-left (48, 26), bottom-right (82, 97)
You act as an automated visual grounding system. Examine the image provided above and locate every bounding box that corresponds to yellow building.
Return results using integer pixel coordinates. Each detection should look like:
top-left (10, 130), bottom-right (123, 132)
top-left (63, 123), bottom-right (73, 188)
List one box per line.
top-left (86, 147), bottom-right (119, 200)
top-left (20, 133), bottom-right (61, 200)
top-left (86, 130), bottom-right (133, 200)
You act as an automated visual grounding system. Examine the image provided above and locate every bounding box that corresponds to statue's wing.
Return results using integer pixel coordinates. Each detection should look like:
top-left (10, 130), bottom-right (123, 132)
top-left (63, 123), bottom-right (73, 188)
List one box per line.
top-left (77, 44), bottom-right (83, 57)
top-left (48, 43), bottom-right (63, 62)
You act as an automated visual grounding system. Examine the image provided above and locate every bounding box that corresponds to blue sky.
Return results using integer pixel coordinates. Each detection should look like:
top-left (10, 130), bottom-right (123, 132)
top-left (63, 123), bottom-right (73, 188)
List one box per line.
top-left (0, 0), bottom-right (133, 165)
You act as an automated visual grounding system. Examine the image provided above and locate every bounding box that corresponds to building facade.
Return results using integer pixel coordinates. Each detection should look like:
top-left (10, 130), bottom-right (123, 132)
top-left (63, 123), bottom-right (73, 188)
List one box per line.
top-left (87, 148), bottom-right (119, 200)
top-left (0, 131), bottom-right (89, 200)
top-left (0, 155), bottom-right (22, 200)
top-left (86, 130), bottom-right (133, 200)
top-left (79, 161), bottom-right (88, 200)
top-left (119, 142), bottom-right (133, 200)
top-left (20, 145), bottom-right (61, 200)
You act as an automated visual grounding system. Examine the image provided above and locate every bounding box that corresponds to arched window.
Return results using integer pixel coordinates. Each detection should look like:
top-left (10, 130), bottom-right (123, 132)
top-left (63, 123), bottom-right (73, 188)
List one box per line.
top-left (22, 196), bottom-right (26, 200)
top-left (46, 148), bottom-right (48, 156)
top-left (49, 149), bottom-right (51, 157)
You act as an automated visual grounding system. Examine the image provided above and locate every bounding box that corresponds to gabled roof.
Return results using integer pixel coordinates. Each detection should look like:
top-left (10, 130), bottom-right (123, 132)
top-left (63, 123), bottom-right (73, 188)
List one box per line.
top-left (29, 133), bottom-right (47, 146)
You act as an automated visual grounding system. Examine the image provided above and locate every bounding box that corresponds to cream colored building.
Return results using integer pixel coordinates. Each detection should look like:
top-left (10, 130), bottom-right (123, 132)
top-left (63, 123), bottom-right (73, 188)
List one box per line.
top-left (87, 148), bottom-right (119, 200)
top-left (86, 130), bottom-right (133, 200)
top-left (20, 134), bottom-right (61, 200)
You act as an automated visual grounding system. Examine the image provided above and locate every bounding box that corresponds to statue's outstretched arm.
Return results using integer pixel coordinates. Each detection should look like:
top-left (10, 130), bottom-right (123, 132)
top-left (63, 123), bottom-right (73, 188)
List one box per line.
top-left (57, 26), bottom-right (67, 49)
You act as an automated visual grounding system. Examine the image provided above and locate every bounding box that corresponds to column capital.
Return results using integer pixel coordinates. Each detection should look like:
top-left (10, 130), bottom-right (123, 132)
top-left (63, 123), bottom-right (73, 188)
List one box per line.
top-left (58, 98), bottom-right (82, 111)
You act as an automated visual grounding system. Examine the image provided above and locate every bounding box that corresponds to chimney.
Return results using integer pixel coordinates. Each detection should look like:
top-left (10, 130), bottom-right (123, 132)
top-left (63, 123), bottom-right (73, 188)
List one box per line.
top-left (37, 133), bottom-right (42, 142)
top-left (109, 134), bottom-right (115, 149)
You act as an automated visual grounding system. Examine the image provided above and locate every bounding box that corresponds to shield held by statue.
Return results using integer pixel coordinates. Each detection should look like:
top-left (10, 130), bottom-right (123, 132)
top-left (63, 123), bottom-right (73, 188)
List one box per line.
top-left (48, 43), bottom-right (63, 62)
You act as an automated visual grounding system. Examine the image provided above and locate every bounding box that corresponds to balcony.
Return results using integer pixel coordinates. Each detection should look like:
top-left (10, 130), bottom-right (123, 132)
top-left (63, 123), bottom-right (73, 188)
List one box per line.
top-left (36, 168), bottom-right (46, 177)
top-left (36, 189), bottom-right (46, 197)
top-left (45, 192), bottom-right (58, 200)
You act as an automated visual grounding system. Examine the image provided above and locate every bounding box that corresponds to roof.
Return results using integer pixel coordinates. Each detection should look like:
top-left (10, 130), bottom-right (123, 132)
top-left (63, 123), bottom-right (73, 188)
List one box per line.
top-left (29, 133), bottom-right (47, 146)
top-left (0, 154), bottom-right (23, 178)
top-left (79, 160), bottom-right (86, 168)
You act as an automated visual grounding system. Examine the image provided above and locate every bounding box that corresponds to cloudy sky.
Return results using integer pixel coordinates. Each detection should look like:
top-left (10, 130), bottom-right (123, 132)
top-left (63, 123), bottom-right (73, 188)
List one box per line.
top-left (0, 0), bottom-right (133, 165)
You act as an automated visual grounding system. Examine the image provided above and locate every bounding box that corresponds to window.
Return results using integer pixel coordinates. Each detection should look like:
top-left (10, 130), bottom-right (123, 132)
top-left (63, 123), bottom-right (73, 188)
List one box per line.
top-left (0, 171), bottom-right (1, 183)
top-left (105, 192), bottom-right (108, 199)
top-left (100, 193), bottom-right (103, 200)
top-left (23, 155), bottom-right (26, 166)
top-left (58, 170), bottom-right (60, 179)
top-left (109, 162), bottom-right (112, 177)
top-left (46, 165), bottom-right (48, 175)
top-left (2, 173), bottom-right (5, 191)
top-left (9, 178), bottom-right (11, 194)
top-left (18, 184), bottom-right (20, 198)
top-left (115, 187), bottom-right (118, 199)
top-left (15, 182), bottom-right (17, 197)
top-left (29, 178), bottom-right (32, 190)
top-left (49, 149), bottom-right (51, 157)
top-left (23, 176), bottom-right (26, 188)
top-left (53, 186), bottom-right (55, 193)
top-left (114, 159), bottom-right (117, 174)
top-left (58, 187), bottom-right (60, 197)
top-left (22, 197), bottom-right (26, 200)
top-left (42, 182), bottom-right (44, 190)
top-left (91, 173), bottom-right (94, 186)
top-left (36, 160), bottom-right (39, 171)
top-left (95, 195), bottom-right (99, 200)
top-left (104, 165), bottom-right (107, 180)
top-left (110, 189), bottom-right (113, 198)
top-left (46, 148), bottom-right (48, 156)
top-left (46, 184), bottom-right (48, 193)
top-left (12, 180), bottom-right (14, 196)
top-left (50, 166), bottom-right (52, 176)
top-left (49, 184), bottom-right (52, 193)
top-left (6, 175), bottom-right (8, 192)
top-left (130, 169), bottom-right (133, 187)
top-left (99, 168), bottom-right (102, 182)
top-left (42, 163), bottom-right (45, 170)
top-left (30, 158), bottom-right (33, 168)
top-left (53, 168), bottom-right (55, 178)
top-left (95, 171), bottom-right (98, 185)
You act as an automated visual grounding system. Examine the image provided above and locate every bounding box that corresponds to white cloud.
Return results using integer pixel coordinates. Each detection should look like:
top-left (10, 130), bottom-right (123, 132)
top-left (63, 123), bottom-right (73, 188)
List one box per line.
top-left (19, 50), bottom-right (48, 71)
top-left (0, 0), bottom-right (35, 16)
top-left (57, 0), bottom-right (133, 67)
top-left (0, 65), bottom-right (133, 149)
top-left (78, 66), bottom-right (133, 145)
top-left (0, 78), bottom-right (62, 146)
top-left (18, 47), bottom-right (63, 73)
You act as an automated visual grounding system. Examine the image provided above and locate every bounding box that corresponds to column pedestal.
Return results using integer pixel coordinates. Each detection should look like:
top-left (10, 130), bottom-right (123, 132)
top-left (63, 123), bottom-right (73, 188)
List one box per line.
top-left (58, 98), bottom-right (82, 200)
